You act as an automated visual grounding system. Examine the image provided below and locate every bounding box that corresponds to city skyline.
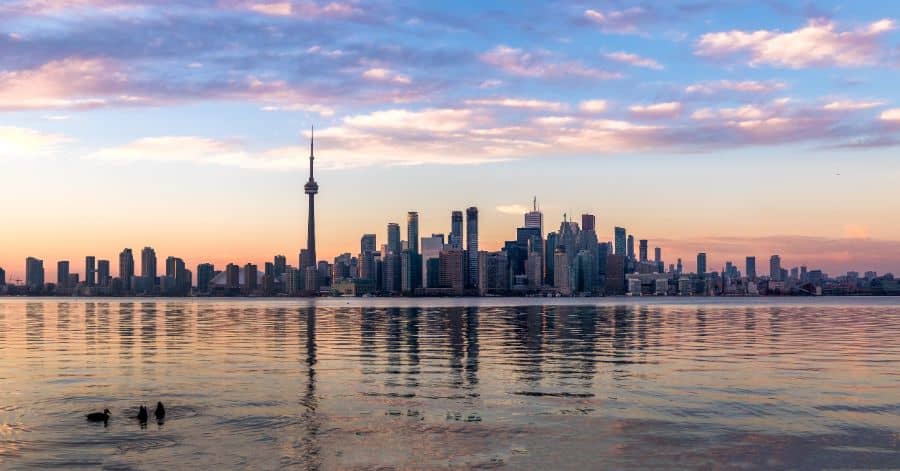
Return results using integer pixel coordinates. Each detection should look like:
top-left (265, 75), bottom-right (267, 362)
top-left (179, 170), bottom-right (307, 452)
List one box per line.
top-left (2, 189), bottom-right (900, 282)
top-left (3, 1), bottom-right (900, 278)
top-left (2, 196), bottom-right (894, 286)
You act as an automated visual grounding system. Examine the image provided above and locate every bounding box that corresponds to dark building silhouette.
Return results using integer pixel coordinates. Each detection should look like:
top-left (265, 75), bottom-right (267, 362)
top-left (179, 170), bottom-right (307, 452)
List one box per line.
top-left (303, 127), bottom-right (319, 290)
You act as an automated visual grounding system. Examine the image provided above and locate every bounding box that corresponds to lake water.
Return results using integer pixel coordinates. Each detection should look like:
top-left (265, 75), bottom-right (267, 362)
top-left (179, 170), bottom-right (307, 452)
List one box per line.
top-left (0, 298), bottom-right (898, 469)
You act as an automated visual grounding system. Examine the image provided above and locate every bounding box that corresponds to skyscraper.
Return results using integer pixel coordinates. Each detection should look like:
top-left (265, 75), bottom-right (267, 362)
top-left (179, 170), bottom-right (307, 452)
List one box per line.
top-left (639, 239), bottom-right (648, 262)
top-left (405, 211), bottom-right (420, 291)
top-left (387, 223), bottom-right (401, 255)
top-left (421, 233), bottom-right (445, 287)
top-left (197, 263), bottom-right (215, 293)
top-left (407, 212), bottom-right (419, 255)
top-left (57, 260), bottom-right (70, 287)
top-left (25, 257), bottom-right (44, 289)
top-left (449, 211), bottom-right (463, 249)
top-left (581, 213), bottom-right (596, 232)
top-left (303, 127), bottom-right (319, 273)
top-left (746, 256), bottom-right (757, 280)
top-left (273, 255), bottom-right (286, 279)
top-left (166, 256), bottom-right (188, 294)
top-left (360, 234), bottom-right (377, 253)
top-left (544, 232), bottom-right (558, 286)
top-left (119, 248), bottom-right (134, 288)
top-left (614, 227), bottom-right (626, 256)
top-left (141, 247), bottom-right (157, 291)
top-left (244, 263), bottom-right (258, 293)
top-left (85, 256), bottom-right (96, 286)
top-left (524, 197), bottom-right (543, 235)
top-left (627, 235), bottom-right (635, 260)
top-left (466, 206), bottom-right (479, 289)
top-left (438, 249), bottom-right (466, 294)
top-left (770, 255), bottom-right (782, 281)
top-left (697, 253), bottom-right (707, 276)
top-left (654, 247), bottom-right (661, 263)
top-left (359, 234), bottom-right (378, 281)
top-left (97, 260), bottom-right (110, 287)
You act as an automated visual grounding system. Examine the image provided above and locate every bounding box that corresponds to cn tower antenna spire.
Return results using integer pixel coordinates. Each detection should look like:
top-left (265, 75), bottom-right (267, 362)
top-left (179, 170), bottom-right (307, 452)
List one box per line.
top-left (309, 125), bottom-right (314, 179)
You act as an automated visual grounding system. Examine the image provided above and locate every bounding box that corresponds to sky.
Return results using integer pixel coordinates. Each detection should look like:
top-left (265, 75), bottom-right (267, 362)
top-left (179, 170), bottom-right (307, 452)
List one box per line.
top-left (1, 0), bottom-right (900, 281)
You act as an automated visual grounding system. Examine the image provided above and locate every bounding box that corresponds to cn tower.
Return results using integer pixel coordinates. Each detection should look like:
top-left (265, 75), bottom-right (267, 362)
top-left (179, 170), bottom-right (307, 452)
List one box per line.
top-left (304, 127), bottom-right (318, 269)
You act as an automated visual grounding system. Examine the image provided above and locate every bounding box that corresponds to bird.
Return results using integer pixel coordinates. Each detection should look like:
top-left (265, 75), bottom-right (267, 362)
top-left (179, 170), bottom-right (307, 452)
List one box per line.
top-left (154, 402), bottom-right (166, 421)
top-left (86, 409), bottom-right (111, 423)
top-left (136, 405), bottom-right (148, 423)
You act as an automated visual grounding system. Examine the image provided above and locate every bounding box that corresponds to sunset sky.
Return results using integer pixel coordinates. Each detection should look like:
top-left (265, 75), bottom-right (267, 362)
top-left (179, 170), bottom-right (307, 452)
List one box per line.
top-left (2, 0), bottom-right (900, 280)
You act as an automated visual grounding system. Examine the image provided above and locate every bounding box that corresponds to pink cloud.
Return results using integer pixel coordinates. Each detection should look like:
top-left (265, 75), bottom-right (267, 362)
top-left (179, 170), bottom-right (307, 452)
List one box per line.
top-left (361, 68), bottom-right (411, 85)
top-left (465, 97), bottom-right (567, 112)
top-left (480, 45), bottom-right (622, 80)
top-left (684, 80), bottom-right (787, 95)
top-left (880, 108), bottom-right (900, 123)
top-left (579, 99), bottom-right (609, 113)
top-left (0, 58), bottom-right (128, 110)
top-left (629, 101), bottom-right (682, 119)
top-left (583, 8), bottom-right (654, 34)
top-left (219, 0), bottom-right (363, 18)
top-left (822, 100), bottom-right (885, 111)
top-left (696, 18), bottom-right (896, 68)
top-left (604, 51), bottom-right (664, 70)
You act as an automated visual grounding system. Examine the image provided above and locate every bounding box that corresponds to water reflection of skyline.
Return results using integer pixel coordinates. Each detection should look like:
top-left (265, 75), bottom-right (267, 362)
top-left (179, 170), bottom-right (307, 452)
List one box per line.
top-left (2, 299), bottom-right (899, 469)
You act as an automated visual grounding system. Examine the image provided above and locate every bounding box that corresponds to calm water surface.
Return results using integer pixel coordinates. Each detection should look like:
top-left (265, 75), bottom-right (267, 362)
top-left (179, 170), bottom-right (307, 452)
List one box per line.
top-left (0, 298), bottom-right (898, 469)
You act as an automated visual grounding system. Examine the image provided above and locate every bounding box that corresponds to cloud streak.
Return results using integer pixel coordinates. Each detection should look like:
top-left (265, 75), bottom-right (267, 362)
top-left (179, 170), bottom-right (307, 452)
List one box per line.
top-left (696, 19), bottom-right (896, 68)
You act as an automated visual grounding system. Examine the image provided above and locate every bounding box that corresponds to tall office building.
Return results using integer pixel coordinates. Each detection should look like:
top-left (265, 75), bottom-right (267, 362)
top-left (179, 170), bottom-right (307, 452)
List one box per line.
top-left (360, 234), bottom-right (377, 254)
top-left (654, 247), bottom-right (661, 262)
top-left (25, 257), bottom-right (44, 289)
top-left (697, 253), bottom-right (707, 276)
top-left (97, 260), bottom-right (110, 287)
top-left (141, 247), bottom-right (157, 290)
top-left (449, 211), bottom-right (464, 249)
top-left (614, 227), bottom-right (626, 256)
top-left (85, 256), bottom-right (96, 286)
top-left (627, 235), bottom-right (635, 260)
top-left (407, 212), bottom-right (419, 255)
top-left (639, 240), bottom-right (648, 262)
top-left (466, 207), bottom-right (479, 289)
top-left (119, 248), bottom-right (134, 288)
top-left (524, 197), bottom-right (543, 235)
top-left (544, 232), bottom-right (558, 286)
top-left (57, 260), bottom-right (70, 287)
top-left (770, 255), bottom-right (782, 281)
top-left (438, 249), bottom-right (466, 294)
top-left (553, 246), bottom-right (572, 295)
top-left (359, 234), bottom-right (378, 281)
top-left (387, 223), bottom-right (401, 255)
top-left (405, 212), bottom-right (421, 291)
top-left (303, 127), bottom-right (319, 286)
top-left (421, 233), bottom-right (445, 287)
top-left (0, 267), bottom-right (5, 286)
top-left (244, 263), bottom-right (258, 293)
top-left (225, 263), bottom-right (240, 290)
top-left (197, 263), bottom-right (215, 293)
top-left (166, 256), bottom-right (188, 294)
top-left (581, 213), bottom-right (596, 233)
top-left (273, 255), bottom-right (286, 279)
top-left (746, 256), bottom-right (757, 280)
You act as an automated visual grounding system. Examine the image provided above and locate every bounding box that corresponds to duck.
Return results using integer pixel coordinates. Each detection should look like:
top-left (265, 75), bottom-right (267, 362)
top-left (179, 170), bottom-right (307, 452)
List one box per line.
top-left (154, 402), bottom-right (166, 421)
top-left (136, 405), bottom-right (148, 423)
top-left (86, 409), bottom-right (111, 423)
